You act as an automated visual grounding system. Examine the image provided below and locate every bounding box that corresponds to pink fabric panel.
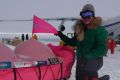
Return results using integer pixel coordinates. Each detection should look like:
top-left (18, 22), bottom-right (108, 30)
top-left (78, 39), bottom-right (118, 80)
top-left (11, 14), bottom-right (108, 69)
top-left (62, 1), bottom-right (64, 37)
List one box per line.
top-left (0, 69), bottom-right (14, 80)
top-left (0, 64), bottom-right (61, 80)
top-left (47, 44), bottom-right (75, 78)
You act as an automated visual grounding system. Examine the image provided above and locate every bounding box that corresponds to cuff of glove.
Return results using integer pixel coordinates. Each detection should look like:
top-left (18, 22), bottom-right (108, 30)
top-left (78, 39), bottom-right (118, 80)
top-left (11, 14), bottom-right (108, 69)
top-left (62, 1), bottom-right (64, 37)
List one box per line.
top-left (58, 31), bottom-right (64, 37)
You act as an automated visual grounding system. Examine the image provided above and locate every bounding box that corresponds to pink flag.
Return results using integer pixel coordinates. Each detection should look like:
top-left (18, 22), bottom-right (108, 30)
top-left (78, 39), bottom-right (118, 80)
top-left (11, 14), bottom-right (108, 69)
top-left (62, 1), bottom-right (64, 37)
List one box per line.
top-left (32, 15), bottom-right (58, 34)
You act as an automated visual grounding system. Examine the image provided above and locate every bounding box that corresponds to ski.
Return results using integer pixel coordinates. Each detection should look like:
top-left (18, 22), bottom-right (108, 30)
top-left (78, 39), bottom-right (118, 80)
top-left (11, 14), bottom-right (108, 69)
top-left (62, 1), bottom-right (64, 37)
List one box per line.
top-left (99, 75), bottom-right (110, 80)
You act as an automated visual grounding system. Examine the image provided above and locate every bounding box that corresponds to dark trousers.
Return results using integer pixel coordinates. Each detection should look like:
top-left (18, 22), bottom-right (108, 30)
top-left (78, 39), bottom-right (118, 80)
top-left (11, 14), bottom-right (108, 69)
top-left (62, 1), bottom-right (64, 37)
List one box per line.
top-left (76, 57), bottom-right (103, 80)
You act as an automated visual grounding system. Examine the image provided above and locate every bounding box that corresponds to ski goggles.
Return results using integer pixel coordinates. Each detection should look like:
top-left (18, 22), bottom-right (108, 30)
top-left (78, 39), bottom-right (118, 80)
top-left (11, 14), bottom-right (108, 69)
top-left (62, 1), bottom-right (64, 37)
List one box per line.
top-left (80, 10), bottom-right (94, 18)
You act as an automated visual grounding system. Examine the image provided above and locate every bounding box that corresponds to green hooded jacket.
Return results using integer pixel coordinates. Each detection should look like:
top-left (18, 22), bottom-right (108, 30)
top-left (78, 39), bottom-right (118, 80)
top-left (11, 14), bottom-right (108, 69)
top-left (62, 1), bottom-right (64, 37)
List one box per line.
top-left (59, 18), bottom-right (108, 60)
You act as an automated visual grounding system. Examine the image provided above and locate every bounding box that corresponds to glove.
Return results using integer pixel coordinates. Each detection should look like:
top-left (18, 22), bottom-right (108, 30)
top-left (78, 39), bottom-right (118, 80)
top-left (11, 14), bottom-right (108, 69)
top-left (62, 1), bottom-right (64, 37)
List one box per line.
top-left (54, 31), bottom-right (66, 41)
top-left (54, 31), bottom-right (64, 38)
top-left (60, 25), bottom-right (65, 31)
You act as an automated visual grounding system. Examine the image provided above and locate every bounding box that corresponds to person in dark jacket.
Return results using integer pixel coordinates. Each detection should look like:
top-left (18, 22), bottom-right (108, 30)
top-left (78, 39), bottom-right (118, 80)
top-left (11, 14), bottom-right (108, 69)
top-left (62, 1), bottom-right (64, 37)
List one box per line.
top-left (21, 34), bottom-right (25, 41)
top-left (26, 34), bottom-right (29, 40)
top-left (57, 4), bottom-right (108, 80)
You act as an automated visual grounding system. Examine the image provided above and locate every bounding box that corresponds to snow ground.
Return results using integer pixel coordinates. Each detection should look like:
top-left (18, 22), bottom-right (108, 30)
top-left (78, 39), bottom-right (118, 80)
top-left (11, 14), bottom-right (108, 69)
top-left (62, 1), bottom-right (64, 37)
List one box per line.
top-left (69, 45), bottom-right (120, 80)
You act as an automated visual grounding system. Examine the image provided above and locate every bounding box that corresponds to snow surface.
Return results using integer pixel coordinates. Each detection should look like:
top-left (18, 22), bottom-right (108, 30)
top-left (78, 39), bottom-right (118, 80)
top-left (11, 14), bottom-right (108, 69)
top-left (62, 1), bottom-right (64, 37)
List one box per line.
top-left (6, 43), bottom-right (120, 80)
top-left (69, 45), bottom-right (120, 80)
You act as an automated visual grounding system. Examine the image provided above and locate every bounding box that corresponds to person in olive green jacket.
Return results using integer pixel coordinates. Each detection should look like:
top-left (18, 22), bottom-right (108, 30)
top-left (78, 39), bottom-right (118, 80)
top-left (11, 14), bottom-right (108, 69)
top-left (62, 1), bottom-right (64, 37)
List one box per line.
top-left (57, 4), bottom-right (108, 80)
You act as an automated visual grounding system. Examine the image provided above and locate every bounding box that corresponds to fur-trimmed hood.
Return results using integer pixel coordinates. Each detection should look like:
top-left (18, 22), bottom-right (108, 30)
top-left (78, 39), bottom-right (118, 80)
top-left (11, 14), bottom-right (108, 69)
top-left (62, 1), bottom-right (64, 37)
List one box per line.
top-left (74, 17), bottom-right (102, 30)
top-left (74, 17), bottom-right (102, 41)
top-left (88, 17), bottom-right (102, 29)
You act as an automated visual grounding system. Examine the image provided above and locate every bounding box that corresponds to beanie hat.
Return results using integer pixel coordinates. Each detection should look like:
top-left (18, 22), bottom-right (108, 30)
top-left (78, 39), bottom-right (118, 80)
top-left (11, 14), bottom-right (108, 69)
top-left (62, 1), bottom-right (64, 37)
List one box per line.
top-left (81, 4), bottom-right (94, 12)
top-left (80, 4), bottom-right (95, 17)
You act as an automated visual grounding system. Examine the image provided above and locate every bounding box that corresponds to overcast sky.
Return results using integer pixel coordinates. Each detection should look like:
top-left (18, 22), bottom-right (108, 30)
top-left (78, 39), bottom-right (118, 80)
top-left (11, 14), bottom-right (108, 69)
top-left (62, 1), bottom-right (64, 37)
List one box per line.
top-left (0, 0), bottom-right (120, 33)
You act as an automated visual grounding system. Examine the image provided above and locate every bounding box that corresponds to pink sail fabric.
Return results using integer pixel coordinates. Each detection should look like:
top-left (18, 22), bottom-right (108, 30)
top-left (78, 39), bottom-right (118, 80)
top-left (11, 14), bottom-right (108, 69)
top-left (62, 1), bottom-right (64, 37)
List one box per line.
top-left (0, 43), bottom-right (16, 68)
top-left (32, 15), bottom-right (58, 34)
top-left (15, 39), bottom-right (59, 63)
top-left (48, 44), bottom-right (75, 78)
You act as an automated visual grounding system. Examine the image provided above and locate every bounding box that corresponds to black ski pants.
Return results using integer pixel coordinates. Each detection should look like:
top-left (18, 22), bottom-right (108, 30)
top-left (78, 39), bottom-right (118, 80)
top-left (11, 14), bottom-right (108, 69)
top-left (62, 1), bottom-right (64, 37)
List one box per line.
top-left (76, 57), bottom-right (103, 80)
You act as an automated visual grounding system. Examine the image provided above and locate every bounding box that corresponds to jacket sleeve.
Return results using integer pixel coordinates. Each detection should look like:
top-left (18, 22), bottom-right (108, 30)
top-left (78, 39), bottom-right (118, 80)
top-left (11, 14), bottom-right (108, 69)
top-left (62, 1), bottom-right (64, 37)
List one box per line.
top-left (58, 32), bottom-right (77, 46)
top-left (85, 27), bottom-right (108, 60)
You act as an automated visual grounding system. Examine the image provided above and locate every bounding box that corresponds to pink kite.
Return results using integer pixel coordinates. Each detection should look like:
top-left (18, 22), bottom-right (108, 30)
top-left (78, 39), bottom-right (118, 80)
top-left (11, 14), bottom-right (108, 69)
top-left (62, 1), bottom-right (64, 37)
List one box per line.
top-left (32, 15), bottom-right (58, 34)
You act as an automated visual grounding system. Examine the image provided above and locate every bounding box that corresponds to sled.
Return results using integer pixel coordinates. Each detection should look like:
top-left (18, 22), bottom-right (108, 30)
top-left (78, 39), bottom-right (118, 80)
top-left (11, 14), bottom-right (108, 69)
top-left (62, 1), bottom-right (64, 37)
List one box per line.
top-left (0, 39), bottom-right (63, 80)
